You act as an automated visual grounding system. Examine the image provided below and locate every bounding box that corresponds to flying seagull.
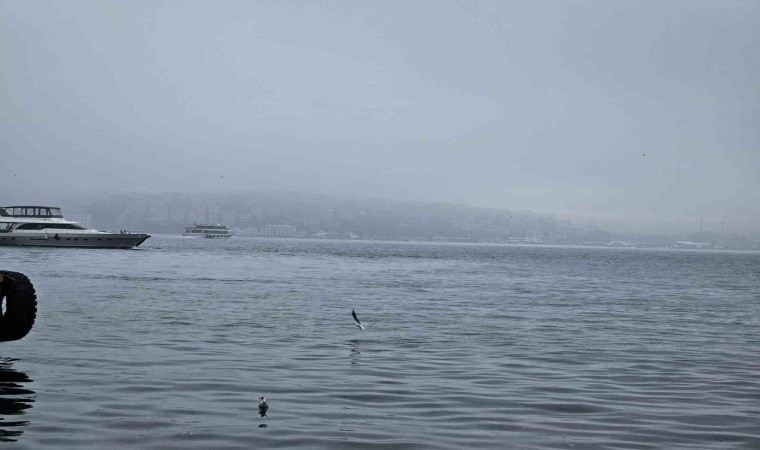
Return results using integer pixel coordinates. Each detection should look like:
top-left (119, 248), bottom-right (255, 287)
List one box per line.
top-left (352, 309), bottom-right (365, 331)
top-left (259, 397), bottom-right (269, 417)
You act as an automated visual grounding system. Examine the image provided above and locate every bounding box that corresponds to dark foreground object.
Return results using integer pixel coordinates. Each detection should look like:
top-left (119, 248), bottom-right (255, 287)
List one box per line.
top-left (0, 271), bottom-right (37, 342)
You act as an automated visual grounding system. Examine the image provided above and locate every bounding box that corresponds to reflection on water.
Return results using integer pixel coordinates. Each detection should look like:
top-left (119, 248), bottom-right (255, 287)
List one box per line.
top-left (0, 358), bottom-right (34, 442)
top-left (347, 339), bottom-right (361, 364)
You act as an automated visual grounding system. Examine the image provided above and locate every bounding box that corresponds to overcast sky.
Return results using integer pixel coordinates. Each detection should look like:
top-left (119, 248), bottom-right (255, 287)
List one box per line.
top-left (2, 1), bottom-right (758, 231)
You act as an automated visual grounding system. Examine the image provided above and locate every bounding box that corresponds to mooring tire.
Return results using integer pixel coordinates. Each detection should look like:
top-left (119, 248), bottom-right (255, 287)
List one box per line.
top-left (0, 271), bottom-right (37, 342)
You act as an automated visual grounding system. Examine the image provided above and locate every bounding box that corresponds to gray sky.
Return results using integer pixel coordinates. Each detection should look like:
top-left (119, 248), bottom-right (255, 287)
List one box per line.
top-left (2, 0), bottom-right (758, 232)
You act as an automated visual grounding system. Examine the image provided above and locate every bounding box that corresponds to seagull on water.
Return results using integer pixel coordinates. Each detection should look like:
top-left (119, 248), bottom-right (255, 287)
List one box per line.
top-left (258, 397), bottom-right (269, 416)
top-left (352, 309), bottom-right (366, 331)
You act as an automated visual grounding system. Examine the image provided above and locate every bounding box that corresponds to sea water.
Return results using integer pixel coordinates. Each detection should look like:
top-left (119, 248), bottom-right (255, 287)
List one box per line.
top-left (2, 237), bottom-right (759, 449)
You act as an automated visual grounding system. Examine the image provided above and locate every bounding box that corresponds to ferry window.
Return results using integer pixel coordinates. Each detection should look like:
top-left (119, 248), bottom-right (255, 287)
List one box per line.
top-left (0, 223), bottom-right (12, 232)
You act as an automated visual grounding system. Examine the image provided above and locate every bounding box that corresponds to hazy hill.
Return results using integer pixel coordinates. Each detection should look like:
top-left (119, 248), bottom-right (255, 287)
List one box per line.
top-left (57, 191), bottom-right (592, 242)
top-left (52, 191), bottom-right (759, 250)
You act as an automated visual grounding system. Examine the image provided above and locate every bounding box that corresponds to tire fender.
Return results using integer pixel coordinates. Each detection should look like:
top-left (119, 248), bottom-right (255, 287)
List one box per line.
top-left (0, 271), bottom-right (38, 342)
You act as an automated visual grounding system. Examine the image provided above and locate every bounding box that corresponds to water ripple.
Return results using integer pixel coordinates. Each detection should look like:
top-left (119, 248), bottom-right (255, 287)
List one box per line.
top-left (2, 238), bottom-right (759, 448)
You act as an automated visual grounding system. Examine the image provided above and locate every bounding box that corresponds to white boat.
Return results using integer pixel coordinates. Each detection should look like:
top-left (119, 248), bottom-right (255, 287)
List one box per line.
top-left (0, 205), bottom-right (150, 249)
top-left (183, 223), bottom-right (231, 239)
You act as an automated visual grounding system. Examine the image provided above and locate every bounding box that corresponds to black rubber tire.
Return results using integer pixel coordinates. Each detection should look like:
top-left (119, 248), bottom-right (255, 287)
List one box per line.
top-left (0, 271), bottom-right (37, 342)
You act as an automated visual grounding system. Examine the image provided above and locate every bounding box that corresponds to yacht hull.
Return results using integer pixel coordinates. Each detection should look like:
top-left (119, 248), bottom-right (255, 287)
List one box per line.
top-left (0, 233), bottom-right (150, 249)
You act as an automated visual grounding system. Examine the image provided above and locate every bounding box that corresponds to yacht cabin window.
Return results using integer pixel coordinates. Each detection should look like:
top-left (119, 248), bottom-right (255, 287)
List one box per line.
top-left (4, 206), bottom-right (63, 218)
top-left (14, 223), bottom-right (86, 230)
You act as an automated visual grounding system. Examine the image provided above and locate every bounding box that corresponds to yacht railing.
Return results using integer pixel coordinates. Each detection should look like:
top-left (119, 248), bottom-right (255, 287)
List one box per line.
top-left (7, 229), bottom-right (148, 235)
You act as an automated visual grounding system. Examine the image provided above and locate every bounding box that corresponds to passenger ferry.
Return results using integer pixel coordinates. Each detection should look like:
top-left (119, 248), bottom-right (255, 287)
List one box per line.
top-left (183, 223), bottom-right (231, 239)
top-left (0, 205), bottom-right (150, 248)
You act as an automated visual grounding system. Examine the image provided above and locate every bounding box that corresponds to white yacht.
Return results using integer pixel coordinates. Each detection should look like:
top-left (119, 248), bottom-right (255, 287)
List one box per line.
top-left (183, 223), bottom-right (231, 239)
top-left (0, 205), bottom-right (150, 249)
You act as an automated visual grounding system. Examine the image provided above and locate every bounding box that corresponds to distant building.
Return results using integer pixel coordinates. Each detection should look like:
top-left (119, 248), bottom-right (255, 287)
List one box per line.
top-left (506, 237), bottom-right (543, 244)
top-left (431, 236), bottom-right (473, 243)
top-left (674, 241), bottom-right (713, 249)
top-left (262, 225), bottom-right (296, 237)
top-left (65, 213), bottom-right (92, 229)
top-left (311, 232), bottom-right (360, 240)
top-left (607, 240), bottom-right (635, 247)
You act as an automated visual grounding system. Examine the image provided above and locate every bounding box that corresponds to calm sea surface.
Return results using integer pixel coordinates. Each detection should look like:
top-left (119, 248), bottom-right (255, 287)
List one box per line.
top-left (2, 237), bottom-right (759, 449)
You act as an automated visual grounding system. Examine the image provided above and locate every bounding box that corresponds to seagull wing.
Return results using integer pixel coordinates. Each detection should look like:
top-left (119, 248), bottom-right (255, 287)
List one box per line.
top-left (352, 309), bottom-right (365, 330)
